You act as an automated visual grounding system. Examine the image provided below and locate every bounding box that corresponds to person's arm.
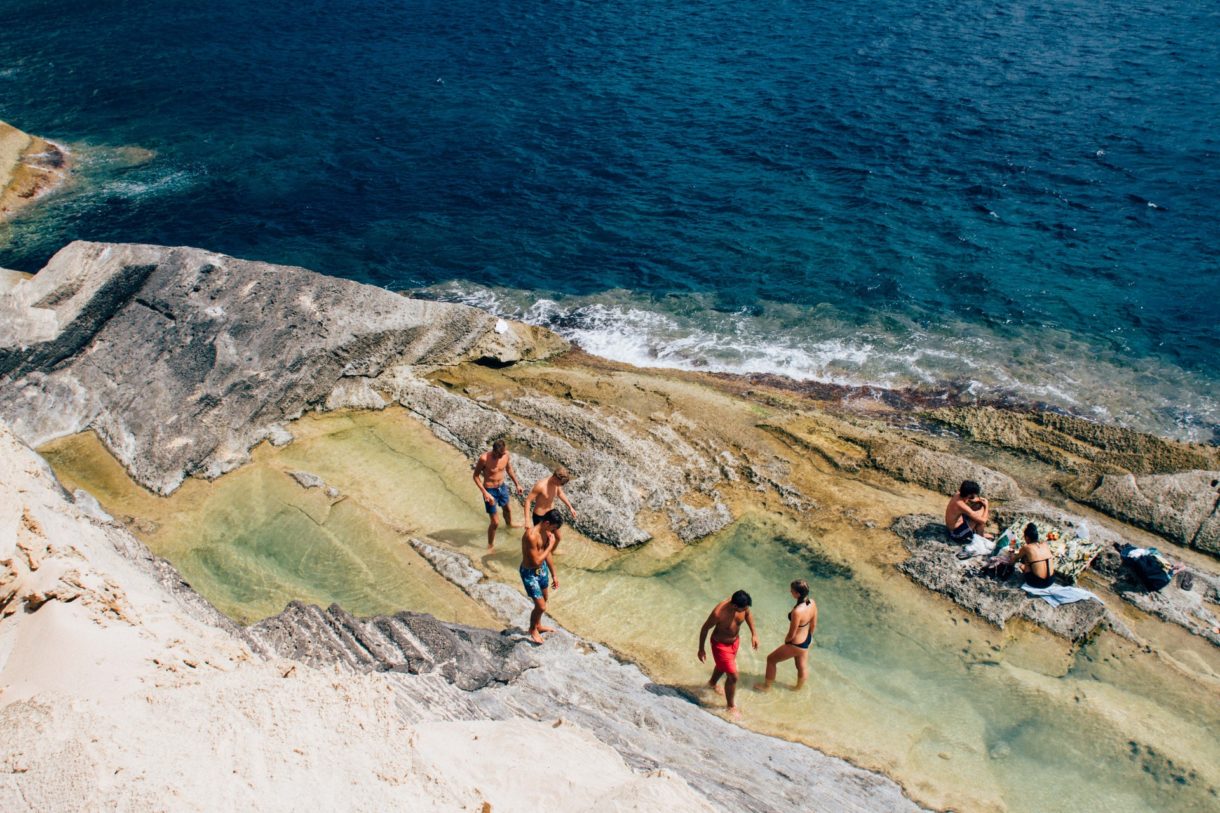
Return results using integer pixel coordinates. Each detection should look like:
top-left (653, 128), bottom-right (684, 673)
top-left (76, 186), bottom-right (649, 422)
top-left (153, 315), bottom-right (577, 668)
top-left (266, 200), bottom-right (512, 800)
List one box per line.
top-left (543, 534), bottom-right (559, 587)
top-left (783, 613), bottom-right (800, 645)
top-left (962, 497), bottom-right (990, 524)
top-left (746, 609), bottom-right (759, 650)
top-left (697, 609), bottom-right (717, 662)
top-left (506, 458), bottom-right (522, 493)
top-left (524, 486), bottom-right (538, 527)
top-left (558, 486), bottom-right (577, 519)
top-left (473, 457), bottom-right (492, 504)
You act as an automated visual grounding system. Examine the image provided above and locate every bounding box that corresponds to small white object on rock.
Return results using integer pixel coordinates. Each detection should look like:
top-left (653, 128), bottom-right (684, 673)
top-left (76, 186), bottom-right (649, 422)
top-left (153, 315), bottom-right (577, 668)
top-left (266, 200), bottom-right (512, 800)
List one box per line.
top-left (288, 471), bottom-right (325, 490)
top-left (494, 318), bottom-right (509, 334)
top-left (266, 425), bottom-right (294, 447)
top-left (73, 489), bottom-right (114, 523)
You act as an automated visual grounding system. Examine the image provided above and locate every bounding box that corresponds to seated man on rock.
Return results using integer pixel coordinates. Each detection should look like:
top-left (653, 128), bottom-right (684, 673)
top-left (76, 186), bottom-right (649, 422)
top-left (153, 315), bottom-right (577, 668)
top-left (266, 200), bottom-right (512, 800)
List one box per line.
top-left (945, 480), bottom-right (991, 543)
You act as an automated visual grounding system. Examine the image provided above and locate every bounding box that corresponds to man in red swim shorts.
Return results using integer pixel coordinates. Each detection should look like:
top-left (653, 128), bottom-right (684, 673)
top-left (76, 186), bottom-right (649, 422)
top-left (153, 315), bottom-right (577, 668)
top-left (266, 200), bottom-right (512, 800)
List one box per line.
top-left (697, 590), bottom-right (758, 718)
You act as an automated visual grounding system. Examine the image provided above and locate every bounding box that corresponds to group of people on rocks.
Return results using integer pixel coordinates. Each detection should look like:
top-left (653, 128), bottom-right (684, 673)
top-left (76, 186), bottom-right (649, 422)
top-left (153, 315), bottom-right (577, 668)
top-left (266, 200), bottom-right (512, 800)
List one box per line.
top-left (945, 479), bottom-right (1056, 588)
top-left (472, 438), bottom-right (816, 716)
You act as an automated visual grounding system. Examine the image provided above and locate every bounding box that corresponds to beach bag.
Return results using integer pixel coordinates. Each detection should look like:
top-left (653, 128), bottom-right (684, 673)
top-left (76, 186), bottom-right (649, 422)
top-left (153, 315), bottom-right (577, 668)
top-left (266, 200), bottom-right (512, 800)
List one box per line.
top-left (1121, 545), bottom-right (1172, 592)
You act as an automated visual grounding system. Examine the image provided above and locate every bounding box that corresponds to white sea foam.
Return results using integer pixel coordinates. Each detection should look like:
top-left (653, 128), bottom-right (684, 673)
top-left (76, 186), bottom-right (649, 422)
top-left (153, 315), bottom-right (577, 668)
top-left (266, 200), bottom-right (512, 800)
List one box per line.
top-left (101, 168), bottom-right (197, 200)
top-left (422, 282), bottom-right (1219, 442)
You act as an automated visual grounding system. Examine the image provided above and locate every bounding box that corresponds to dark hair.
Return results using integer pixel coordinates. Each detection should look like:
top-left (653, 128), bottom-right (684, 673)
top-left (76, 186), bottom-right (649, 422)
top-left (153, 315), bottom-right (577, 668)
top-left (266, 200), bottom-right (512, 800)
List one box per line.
top-left (492, 438), bottom-right (507, 452)
top-left (731, 589), bottom-right (752, 608)
top-left (959, 480), bottom-right (981, 498)
top-left (541, 509), bottom-right (564, 528)
top-left (1024, 522), bottom-right (1039, 542)
top-left (791, 579), bottom-right (810, 601)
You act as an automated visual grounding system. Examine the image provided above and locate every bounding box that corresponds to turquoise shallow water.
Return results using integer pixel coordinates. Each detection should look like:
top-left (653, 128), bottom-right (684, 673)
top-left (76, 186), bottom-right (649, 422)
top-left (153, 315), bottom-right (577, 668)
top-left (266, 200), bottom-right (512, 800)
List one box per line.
top-left (1, 0), bottom-right (1218, 438)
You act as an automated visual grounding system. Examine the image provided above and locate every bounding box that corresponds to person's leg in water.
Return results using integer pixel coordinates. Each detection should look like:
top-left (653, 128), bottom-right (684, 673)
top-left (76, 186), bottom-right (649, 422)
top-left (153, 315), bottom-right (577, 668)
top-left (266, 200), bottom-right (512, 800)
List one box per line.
top-left (708, 667), bottom-right (725, 695)
top-left (794, 648), bottom-right (809, 689)
top-left (486, 511), bottom-right (499, 549)
top-left (724, 672), bottom-right (740, 717)
top-left (503, 497), bottom-right (523, 530)
top-left (758, 643), bottom-right (799, 691)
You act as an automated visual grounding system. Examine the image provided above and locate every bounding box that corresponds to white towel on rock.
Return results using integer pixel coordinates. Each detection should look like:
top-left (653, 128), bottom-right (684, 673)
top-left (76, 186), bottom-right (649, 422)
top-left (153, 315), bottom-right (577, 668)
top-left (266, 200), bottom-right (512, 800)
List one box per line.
top-left (1021, 584), bottom-right (1100, 607)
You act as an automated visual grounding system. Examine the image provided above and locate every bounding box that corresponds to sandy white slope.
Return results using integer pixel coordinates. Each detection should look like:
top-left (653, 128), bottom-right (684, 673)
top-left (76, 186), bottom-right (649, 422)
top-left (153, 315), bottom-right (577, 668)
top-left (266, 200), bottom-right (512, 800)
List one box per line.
top-left (0, 422), bottom-right (712, 812)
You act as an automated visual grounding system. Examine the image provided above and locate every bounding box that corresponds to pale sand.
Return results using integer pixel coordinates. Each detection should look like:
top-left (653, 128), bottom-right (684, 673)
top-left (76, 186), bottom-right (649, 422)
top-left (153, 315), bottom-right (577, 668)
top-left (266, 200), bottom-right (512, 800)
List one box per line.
top-left (0, 422), bottom-right (714, 812)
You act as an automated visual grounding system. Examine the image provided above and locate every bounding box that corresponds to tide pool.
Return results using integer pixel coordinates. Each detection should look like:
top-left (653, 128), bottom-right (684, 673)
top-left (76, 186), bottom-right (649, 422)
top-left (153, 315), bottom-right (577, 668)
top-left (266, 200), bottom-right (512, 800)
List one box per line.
top-left (42, 407), bottom-right (1220, 812)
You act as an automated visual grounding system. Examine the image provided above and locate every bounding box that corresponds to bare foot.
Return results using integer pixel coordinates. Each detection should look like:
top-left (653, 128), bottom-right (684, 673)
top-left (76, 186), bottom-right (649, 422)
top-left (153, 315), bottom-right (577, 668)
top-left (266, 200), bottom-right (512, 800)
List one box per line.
top-left (790, 680), bottom-right (807, 692)
top-left (708, 683), bottom-right (724, 695)
top-left (537, 624), bottom-right (555, 634)
top-left (726, 705), bottom-right (742, 719)
top-left (529, 630), bottom-right (545, 644)
top-left (754, 681), bottom-right (772, 693)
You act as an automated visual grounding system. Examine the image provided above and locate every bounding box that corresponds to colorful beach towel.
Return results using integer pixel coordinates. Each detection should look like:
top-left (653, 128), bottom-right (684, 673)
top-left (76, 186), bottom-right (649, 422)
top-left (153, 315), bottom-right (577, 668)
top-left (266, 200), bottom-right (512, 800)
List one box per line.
top-left (992, 520), bottom-right (1101, 580)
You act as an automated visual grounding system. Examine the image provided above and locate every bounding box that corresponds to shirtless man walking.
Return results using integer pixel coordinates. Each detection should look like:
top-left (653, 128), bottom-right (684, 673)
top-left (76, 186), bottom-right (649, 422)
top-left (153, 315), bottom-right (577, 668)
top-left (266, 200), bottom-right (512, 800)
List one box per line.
top-left (473, 439), bottom-right (523, 550)
top-left (945, 479), bottom-right (990, 543)
top-left (697, 590), bottom-right (759, 718)
top-left (524, 466), bottom-right (577, 554)
top-left (520, 509), bottom-right (564, 644)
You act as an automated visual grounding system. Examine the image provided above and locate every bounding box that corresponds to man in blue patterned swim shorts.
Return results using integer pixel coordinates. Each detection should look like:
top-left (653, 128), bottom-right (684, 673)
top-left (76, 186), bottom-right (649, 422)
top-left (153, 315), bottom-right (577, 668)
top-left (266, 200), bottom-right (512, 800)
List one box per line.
top-left (473, 438), bottom-right (523, 550)
top-left (520, 509), bottom-right (564, 644)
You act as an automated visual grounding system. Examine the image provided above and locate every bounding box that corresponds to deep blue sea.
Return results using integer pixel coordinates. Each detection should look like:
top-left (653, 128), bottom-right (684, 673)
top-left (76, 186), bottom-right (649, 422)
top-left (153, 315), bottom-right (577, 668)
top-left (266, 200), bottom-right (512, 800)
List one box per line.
top-left (2, 0), bottom-right (1218, 439)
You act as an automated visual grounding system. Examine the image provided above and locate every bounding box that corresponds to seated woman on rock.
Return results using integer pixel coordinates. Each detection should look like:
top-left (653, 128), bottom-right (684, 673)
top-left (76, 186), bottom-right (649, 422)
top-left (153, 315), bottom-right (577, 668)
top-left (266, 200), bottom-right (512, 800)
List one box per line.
top-left (756, 579), bottom-right (817, 692)
top-left (1017, 523), bottom-right (1055, 589)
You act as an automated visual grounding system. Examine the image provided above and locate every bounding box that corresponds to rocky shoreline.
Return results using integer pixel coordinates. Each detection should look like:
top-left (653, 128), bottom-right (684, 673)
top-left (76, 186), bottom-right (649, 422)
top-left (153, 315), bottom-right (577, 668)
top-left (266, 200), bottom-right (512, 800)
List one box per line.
top-left (0, 120), bottom-right (70, 222)
top-left (3, 242), bottom-right (1219, 810)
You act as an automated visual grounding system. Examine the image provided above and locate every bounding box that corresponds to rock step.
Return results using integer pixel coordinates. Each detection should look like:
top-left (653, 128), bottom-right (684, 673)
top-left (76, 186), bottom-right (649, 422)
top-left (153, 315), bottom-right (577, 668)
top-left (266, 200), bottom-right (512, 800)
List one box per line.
top-left (246, 601), bottom-right (532, 691)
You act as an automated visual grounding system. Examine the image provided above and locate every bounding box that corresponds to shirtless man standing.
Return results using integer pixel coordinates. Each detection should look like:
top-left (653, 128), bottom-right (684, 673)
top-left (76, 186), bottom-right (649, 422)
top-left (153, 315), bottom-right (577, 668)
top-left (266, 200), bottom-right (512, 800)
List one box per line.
top-left (945, 479), bottom-right (990, 543)
top-left (473, 439), bottom-right (523, 550)
top-left (520, 509), bottom-right (564, 644)
top-left (697, 590), bottom-right (759, 718)
top-left (524, 466), bottom-right (577, 554)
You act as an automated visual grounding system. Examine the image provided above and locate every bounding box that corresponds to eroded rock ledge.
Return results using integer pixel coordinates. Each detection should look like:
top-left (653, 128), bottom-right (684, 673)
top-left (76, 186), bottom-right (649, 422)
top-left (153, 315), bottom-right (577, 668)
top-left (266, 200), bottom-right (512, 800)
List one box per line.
top-left (0, 241), bottom-right (564, 494)
top-left (0, 119), bottom-right (70, 221)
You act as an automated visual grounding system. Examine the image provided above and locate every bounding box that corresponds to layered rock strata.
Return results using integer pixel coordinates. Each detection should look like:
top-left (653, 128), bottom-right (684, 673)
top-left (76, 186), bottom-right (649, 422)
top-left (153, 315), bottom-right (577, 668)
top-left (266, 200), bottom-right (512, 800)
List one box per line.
top-left (0, 242), bottom-right (793, 547)
top-left (0, 242), bottom-right (564, 494)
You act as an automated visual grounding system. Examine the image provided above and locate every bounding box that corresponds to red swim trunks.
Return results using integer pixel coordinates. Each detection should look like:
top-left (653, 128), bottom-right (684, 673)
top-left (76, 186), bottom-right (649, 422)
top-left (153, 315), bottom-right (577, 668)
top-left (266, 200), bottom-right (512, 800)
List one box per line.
top-left (711, 638), bottom-right (740, 675)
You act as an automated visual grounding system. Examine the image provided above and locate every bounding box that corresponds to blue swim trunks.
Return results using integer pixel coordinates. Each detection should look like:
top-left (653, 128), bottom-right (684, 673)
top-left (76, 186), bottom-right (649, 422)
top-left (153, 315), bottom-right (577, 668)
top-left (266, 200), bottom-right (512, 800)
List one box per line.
top-left (519, 562), bottom-right (551, 600)
top-left (484, 483), bottom-right (511, 515)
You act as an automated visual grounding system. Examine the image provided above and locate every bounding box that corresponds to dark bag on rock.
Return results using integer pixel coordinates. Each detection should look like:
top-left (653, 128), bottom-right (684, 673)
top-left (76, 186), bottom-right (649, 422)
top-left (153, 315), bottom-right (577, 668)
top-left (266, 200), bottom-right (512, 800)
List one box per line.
top-left (1120, 544), bottom-right (1172, 592)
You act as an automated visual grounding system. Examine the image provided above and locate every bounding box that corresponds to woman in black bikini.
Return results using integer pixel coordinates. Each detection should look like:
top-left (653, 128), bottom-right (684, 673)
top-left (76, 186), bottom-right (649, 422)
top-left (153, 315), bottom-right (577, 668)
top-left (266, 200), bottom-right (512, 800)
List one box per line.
top-left (1017, 523), bottom-right (1056, 589)
top-left (757, 579), bottom-right (817, 692)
